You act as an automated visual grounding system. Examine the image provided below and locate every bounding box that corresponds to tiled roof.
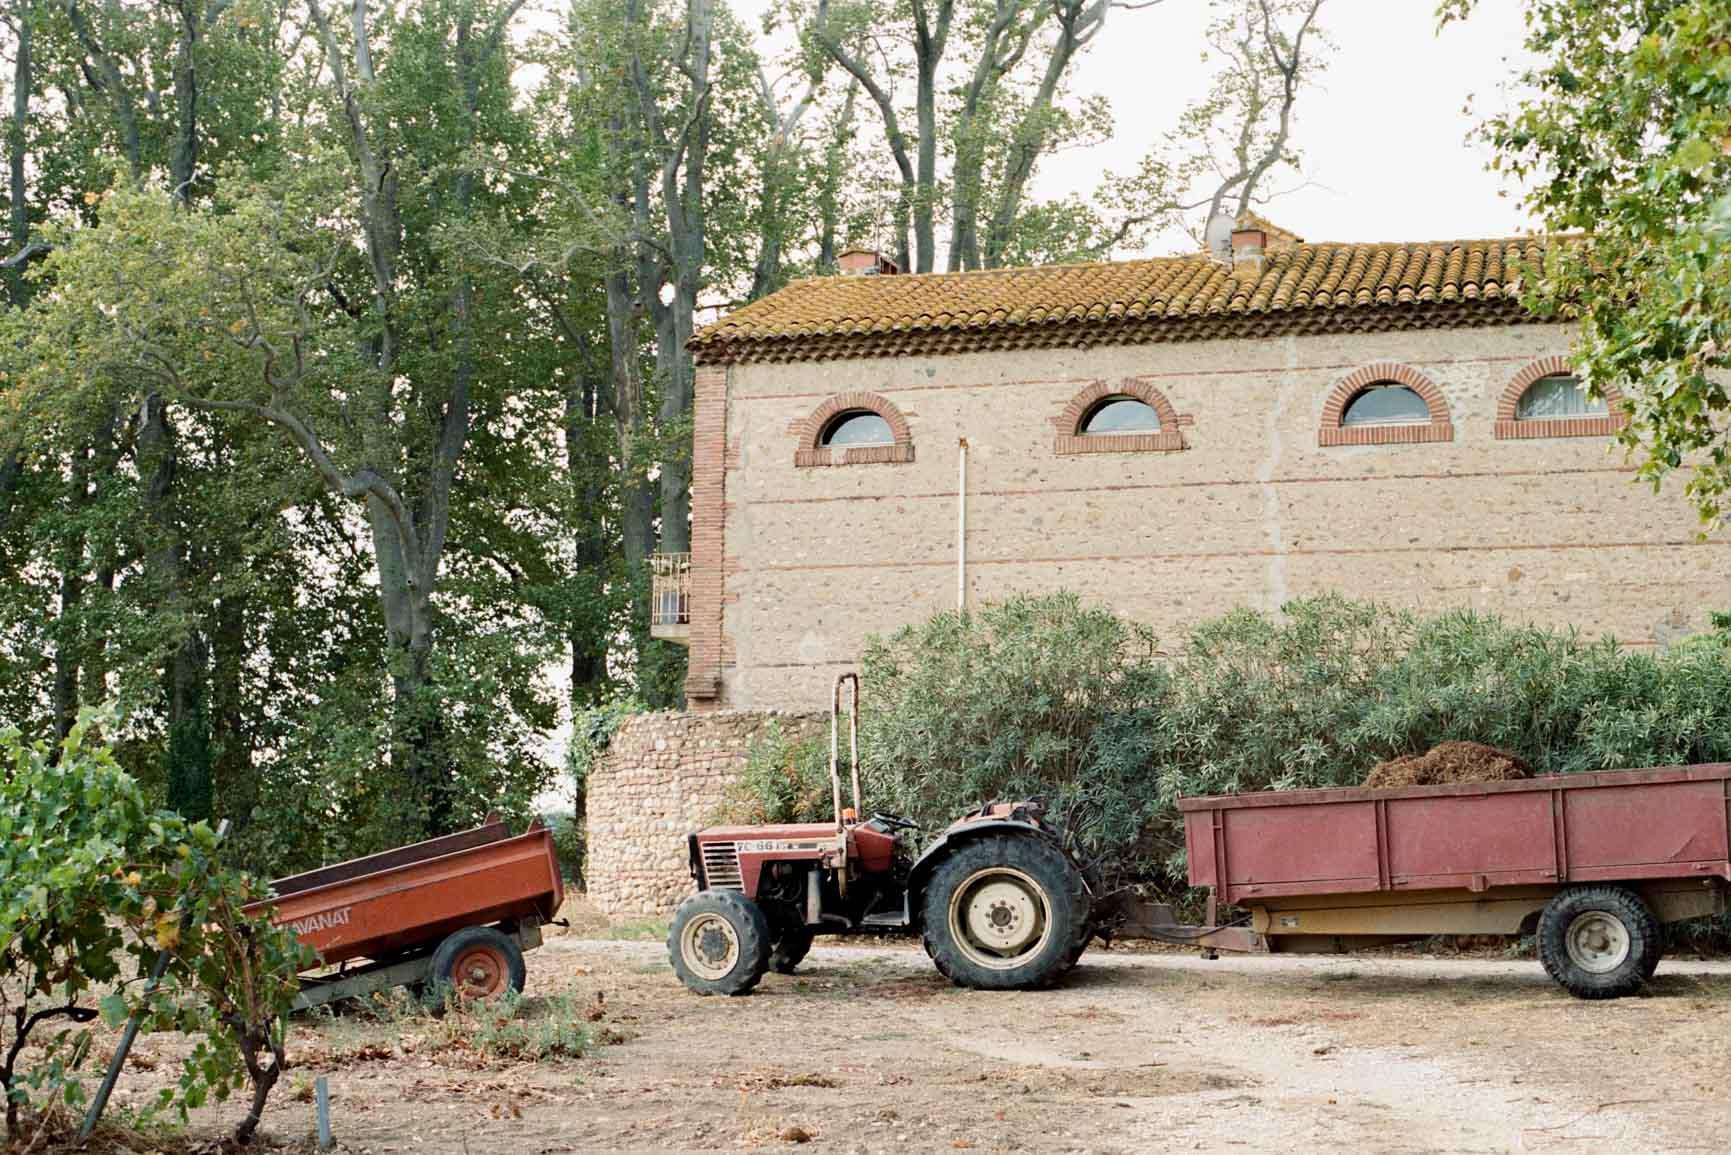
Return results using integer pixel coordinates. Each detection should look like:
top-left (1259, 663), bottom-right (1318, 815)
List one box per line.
top-left (690, 237), bottom-right (1550, 365)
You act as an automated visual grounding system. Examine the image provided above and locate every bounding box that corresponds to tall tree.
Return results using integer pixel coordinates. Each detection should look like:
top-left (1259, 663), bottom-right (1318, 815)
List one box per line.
top-left (627, 0), bottom-right (712, 556)
top-left (809, 0), bottom-right (952, 271)
top-left (1443, 0), bottom-right (1731, 527)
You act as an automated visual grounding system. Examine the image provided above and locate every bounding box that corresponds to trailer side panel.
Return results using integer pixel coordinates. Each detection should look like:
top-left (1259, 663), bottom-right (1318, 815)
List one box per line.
top-left (1183, 765), bottom-right (1731, 905)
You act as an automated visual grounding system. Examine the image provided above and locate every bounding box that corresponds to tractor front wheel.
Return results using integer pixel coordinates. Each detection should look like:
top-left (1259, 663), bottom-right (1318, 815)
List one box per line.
top-left (668, 891), bottom-right (772, 996)
top-left (922, 834), bottom-right (1089, 991)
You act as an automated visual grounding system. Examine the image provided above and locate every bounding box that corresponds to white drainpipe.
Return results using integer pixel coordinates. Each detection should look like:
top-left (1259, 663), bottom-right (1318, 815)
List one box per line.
top-left (957, 438), bottom-right (969, 612)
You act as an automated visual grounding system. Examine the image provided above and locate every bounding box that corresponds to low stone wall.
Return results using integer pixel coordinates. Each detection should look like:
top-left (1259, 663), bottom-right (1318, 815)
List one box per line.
top-left (586, 710), bottom-right (825, 917)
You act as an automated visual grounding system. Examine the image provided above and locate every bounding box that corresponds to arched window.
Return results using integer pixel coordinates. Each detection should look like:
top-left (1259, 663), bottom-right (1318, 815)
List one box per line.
top-left (1342, 384), bottom-right (1430, 426)
top-left (794, 392), bottom-right (914, 466)
top-left (821, 411), bottom-right (894, 447)
top-left (1319, 363), bottom-right (1452, 446)
top-left (1494, 358), bottom-right (1628, 440)
top-left (1053, 379), bottom-right (1187, 454)
top-left (1081, 396), bottom-right (1161, 435)
top-left (1515, 373), bottom-right (1606, 420)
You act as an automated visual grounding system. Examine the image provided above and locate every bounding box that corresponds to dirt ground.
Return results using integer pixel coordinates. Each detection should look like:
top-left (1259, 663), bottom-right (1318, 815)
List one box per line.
top-left (87, 899), bottom-right (1731, 1154)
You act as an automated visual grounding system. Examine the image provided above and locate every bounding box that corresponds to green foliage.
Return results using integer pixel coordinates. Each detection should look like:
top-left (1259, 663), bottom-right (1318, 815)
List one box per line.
top-left (544, 812), bottom-right (587, 886)
top-left (722, 722), bottom-right (834, 826)
top-left (431, 992), bottom-right (591, 1063)
top-left (858, 593), bottom-right (1160, 846)
top-left (794, 593), bottom-right (1731, 890)
top-left (1444, 0), bottom-right (1731, 526)
top-left (0, 711), bottom-right (312, 1142)
top-left (567, 698), bottom-right (644, 797)
top-left (558, 697), bottom-right (646, 886)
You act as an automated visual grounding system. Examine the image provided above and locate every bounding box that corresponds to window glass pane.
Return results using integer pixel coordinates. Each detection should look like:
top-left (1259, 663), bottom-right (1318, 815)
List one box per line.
top-left (822, 411), bottom-right (894, 447)
top-left (1517, 374), bottom-right (1605, 419)
top-left (1341, 385), bottom-right (1429, 426)
top-left (1081, 397), bottom-right (1161, 434)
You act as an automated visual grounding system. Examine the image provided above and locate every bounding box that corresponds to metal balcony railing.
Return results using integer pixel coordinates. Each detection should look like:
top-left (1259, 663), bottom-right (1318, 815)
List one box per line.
top-left (650, 552), bottom-right (691, 639)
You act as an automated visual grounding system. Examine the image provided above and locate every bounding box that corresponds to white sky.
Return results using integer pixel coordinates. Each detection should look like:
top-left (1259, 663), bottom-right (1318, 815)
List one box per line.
top-left (734, 0), bottom-right (1538, 256)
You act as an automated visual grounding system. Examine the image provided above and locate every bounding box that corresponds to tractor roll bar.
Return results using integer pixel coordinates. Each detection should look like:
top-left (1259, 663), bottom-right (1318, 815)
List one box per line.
top-left (830, 672), bottom-right (861, 835)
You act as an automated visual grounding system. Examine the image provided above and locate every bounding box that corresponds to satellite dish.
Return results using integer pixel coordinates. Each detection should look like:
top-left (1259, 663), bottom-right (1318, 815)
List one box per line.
top-left (1204, 211), bottom-right (1235, 261)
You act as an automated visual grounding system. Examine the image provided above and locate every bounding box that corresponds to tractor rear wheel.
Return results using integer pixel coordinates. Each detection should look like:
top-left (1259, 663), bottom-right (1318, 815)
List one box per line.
top-left (770, 926), bottom-right (814, 974)
top-left (921, 834), bottom-right (1089, 991)
top-left (668, 890), bottom-right (772, 996)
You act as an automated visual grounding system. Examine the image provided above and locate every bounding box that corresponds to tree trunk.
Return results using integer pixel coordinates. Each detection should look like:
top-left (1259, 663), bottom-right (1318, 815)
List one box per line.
top-left (63, 0), bottom-right (144, 179)
top-left (816, 77), bottom-right (858, 271)
top-left (606, 263), bottom-right (652, 577)
top-left (645, 0), bottom-right (711, 557)
top-left (170, 0), bottom-right (199, 199)
top-left (655, 301), bottom-right (691, 555)
top-left (6, 0), bottom-right (31, 305)
top-left (812, 2), bottom-right (918, 270)
top-left (82, 405), bottom-right (122, 702)
top-left (910, 1), bottom-right (953, 273)
top-left (0, 452), bottom-right (19, 538)
top-left (947, 0), bottom-right (1031, 271)
top-left (141, 396), bottom-right (213, 820)
top-left (365, 492), bottom-right (455, 833)
top-left (566, 343), bottom-right (609, 702)
top-left (983, 2), bottom-right (1096, 268)
top-left (211, 587), bottom-right (253, 829)
top-left (52, 451), bottom-right (88, 740)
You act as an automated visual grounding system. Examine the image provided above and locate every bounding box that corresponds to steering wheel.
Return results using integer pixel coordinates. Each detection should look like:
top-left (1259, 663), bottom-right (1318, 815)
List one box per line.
top-left (870, 812), bottom-right (920, 833)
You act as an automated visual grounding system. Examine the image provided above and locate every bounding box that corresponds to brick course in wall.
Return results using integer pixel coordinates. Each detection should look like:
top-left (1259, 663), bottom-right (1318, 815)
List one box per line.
top-left (586, 711), bottom-right (825, 917)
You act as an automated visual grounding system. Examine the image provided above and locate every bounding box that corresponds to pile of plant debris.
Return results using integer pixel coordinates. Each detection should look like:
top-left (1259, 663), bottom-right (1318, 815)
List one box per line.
top-left (1364, 741), bottom-right (1532, 788)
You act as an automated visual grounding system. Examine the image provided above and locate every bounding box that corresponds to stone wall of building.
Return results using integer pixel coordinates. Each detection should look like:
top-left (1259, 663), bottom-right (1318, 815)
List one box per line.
top-left (700, 320), bottom-right (1730, 712)
top-left (587, 710), bottom-right (826, 917)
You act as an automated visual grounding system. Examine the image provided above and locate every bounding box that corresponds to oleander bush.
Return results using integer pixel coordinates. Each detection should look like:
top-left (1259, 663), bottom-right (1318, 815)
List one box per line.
top-left (722, 722), bottom-right (835, 826)
top-left (737, 592), bottom-right (1731, 894)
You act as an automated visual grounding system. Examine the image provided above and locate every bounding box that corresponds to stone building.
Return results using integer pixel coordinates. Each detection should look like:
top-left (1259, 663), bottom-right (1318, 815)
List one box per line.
top-left (656, 222), bottom-right (1725, 714)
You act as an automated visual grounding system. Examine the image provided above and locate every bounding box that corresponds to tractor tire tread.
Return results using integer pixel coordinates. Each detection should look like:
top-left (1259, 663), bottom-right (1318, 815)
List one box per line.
top-left (921, 832), bottom-right (1089, 992)
top-left (668, 890), bottom-right (772, 997)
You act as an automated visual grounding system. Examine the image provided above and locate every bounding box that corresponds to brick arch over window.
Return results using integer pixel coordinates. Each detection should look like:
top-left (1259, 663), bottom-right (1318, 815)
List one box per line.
top-left (1052, 378), bottom-right (1189, 455)
top-left (792, 391), bottom-right (915, 467)
top-left (1319, 362), bottom-right (1454, 447)
top-left (1494, 356), bottom-right (1630, 440)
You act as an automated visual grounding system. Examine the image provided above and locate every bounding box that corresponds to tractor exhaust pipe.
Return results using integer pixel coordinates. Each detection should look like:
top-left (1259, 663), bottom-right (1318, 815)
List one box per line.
top-left (830, 672), bottom-right (861, 834)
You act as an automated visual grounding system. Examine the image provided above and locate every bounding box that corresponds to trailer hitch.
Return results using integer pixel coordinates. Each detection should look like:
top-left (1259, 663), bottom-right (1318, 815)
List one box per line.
top-left (1092, 889), bottom-right (1265, 954)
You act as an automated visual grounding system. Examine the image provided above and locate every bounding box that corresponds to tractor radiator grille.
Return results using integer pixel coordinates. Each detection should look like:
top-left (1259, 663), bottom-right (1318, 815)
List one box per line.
top-left (701, 841), bottom-right (744, 889)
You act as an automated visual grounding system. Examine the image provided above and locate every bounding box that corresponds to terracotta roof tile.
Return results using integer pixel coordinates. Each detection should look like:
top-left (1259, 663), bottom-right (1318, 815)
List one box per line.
top-left (691, 237), bottom-right (1551, 364)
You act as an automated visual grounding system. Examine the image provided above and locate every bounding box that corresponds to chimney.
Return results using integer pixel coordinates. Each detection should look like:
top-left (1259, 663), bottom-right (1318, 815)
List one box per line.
top-left (837, 248), bottom-right (901, 276)
top-left (1230, 227), bottom-right (1267, 278)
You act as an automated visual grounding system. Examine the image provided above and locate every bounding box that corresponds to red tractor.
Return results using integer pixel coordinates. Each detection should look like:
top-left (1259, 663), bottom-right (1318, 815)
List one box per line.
top-left (668, 675), bottom-right (1093, 995)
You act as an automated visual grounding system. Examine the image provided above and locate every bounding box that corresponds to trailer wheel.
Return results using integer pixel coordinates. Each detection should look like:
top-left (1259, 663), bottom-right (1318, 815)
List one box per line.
top-left (668, 891), bottom-right (771, 996)
top-left (770, 926), bottom-right (814, 974)
top-left (428, 926), bottom-right (526, 1003)
top-left (1537, 886), bottom-right (1661, 1000)
top-left (921, 833), bottom-right (1089, 991)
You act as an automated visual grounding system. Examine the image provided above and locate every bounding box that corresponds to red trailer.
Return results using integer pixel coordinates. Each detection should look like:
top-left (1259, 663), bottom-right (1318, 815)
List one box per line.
top-left (1167, 764), bottom-right (1731, 997)
top-left (249, 815), bottom-right (564, 1009)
